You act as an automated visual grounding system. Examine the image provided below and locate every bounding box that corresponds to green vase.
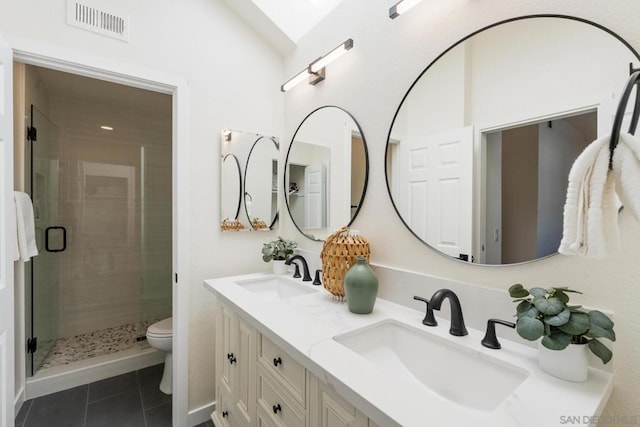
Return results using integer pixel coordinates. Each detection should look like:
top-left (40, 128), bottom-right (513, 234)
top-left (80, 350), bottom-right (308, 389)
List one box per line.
top-left (344, 256), bottom-right (378, 314)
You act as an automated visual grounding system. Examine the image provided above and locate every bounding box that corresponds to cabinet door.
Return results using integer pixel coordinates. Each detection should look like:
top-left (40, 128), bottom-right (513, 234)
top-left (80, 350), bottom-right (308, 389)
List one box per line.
top-left (213, 388), bottom-right (242, 427)
top-left (217, 303), bottom-right (235, 397)
top-left (309, 375), bottom-right (368, 427)
top-left (236, 317), bottom-right (257, 426)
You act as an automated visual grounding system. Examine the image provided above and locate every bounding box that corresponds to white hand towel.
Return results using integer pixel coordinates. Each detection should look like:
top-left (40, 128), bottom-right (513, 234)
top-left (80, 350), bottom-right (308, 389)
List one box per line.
top-left (13, 191), bottom-right (39, 262)
top-left (612, 133), bottom-right (640, 222)
top-left (558, 136), bottom-right (619, 258)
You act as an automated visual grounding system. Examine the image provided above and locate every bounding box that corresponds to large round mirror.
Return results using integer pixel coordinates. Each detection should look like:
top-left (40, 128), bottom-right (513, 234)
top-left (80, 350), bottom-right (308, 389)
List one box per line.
top-left (221, 154), bottom-right (242, 221)
top-left (285, 106), bottom-right (369, 241)
top-left (244, 136), bottom-right (279, 230)
top-left (386, 15), bottom-right (639, 265)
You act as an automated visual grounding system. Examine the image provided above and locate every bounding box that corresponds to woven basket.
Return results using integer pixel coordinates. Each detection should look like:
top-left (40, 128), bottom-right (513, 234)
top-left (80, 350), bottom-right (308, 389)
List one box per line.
top-left (221, 218), bottom-right (245, 231)
top-left (251, 217), bottom-right (268, 230)
top-left (321, 227), bottom-right (370, 297)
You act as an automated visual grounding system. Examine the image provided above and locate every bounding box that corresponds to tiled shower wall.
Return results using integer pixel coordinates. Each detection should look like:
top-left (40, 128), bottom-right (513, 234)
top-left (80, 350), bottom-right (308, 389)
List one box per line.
top-left (39, 68), bottom-right (173, 338)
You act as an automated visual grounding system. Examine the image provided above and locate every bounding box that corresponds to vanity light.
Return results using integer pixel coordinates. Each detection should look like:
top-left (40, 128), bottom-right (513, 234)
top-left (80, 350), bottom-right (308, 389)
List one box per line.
top-left (281, 39), bottom-right (354, 92)
top-left (100, 125), bottom-right (113, 131)
top-left (309, 39), bottom-right (354, 73)
top-left (389, 0), bottom-right (423, 19)
top-left (281, 68), bottom-right (313, 92)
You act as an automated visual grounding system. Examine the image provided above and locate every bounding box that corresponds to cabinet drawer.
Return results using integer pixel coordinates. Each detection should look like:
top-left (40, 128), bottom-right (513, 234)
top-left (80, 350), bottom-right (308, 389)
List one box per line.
top-left (258, 371), bottom-right (306, 427)
top-left (259, 335), bottom-right (306, 406)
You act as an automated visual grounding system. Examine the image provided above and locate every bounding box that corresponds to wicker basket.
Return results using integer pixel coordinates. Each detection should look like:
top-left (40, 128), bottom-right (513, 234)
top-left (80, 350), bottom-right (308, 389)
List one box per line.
top-left (321, 227), bottom-right (370, 297)
top-left (251, 217), bottom-right (268, 230)
top-left (221, 218), bottom-right (245, 231)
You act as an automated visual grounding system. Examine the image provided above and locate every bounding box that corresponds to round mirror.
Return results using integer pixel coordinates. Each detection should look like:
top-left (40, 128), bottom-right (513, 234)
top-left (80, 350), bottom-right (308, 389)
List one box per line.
top-left (244, 136), bottom-right (279, 230)
top-left (285, 106), bottom-right (369, 241)
top-left (386, 15), bottom-right (639, 265)
top-left (221, 154), bottom-right (242, 221)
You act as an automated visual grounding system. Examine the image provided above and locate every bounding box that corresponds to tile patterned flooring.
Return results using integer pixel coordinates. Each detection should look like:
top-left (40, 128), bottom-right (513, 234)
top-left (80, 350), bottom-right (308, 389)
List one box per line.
top-left (15, 364), bottom-right (213, 427)
top-left (39, 321), bottom-right (153, 369)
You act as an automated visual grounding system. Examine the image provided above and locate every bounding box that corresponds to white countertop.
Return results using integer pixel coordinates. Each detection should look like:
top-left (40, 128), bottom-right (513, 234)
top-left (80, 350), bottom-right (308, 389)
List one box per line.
top-left (204, 273), bottom-right (613, 427)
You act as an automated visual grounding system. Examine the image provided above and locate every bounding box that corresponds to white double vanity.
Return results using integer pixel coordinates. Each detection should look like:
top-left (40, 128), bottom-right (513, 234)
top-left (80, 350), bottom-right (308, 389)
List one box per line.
top-left (204, 273), bottom-right (613, 427)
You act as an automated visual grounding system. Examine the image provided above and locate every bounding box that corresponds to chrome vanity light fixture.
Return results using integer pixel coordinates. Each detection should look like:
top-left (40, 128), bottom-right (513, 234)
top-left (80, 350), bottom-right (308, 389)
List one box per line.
top-left (281, 39), bottom-right (354, 92)
top-left (389, 0), bottom-right (423, 19)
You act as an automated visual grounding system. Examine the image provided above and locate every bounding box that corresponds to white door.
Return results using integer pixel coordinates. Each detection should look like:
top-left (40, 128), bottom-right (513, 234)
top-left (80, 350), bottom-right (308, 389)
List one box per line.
top-left (398, 127), bottom-right (473, 259)
top-left (304, 164), bottom-right (326, 229)
top-left (0, 36), bottom-right (15, 427)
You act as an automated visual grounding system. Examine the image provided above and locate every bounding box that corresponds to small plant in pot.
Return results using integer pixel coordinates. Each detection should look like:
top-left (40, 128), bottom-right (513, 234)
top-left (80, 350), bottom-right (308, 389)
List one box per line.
top-left (262, 237), bottom-right (297, 274)
top-left (509, 284), bottom-right (615, 381)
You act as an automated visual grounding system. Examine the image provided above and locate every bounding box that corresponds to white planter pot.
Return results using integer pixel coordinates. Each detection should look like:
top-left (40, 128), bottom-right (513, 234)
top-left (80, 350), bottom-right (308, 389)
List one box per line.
top-left (538, 341), bottom-right (589, 382)
top-left (272, 260), bottom-right (288, 275)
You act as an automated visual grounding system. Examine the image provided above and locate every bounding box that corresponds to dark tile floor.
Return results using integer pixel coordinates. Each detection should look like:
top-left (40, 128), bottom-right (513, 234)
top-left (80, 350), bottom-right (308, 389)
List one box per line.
top-left (15, 364), bottom-right (214, 427)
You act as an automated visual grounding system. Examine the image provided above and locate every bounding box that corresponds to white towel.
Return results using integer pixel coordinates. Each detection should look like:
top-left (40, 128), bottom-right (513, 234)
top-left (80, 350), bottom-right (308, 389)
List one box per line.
top-left (612, 133), bottom-right (640, 222)
top-left (558, 136), bottom-right (619, 258)
top-left (13, 191), bottom-right (39, 262)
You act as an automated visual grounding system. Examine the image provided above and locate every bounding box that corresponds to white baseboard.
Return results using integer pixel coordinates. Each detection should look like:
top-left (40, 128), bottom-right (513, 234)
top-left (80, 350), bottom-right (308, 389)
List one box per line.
top-left (14, 386), bottom-right (25, 418)
top-left (188, 401), bottom-right (215, 426)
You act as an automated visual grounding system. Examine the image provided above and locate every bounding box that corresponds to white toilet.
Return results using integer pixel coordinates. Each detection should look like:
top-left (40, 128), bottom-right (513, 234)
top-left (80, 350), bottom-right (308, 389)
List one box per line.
top-left (146, 317), bottom-right (173, 395)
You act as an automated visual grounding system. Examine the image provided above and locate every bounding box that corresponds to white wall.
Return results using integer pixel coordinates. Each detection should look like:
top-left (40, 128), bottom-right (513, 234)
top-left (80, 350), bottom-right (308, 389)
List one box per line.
top-left (281, 0), bottom-right (640, 419)
top-left (1, 0), bottom-right (284, 412)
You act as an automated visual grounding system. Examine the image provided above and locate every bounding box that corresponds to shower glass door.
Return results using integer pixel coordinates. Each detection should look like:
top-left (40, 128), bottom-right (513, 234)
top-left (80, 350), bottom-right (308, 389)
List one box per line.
top-left (27, 105), bottom-right (61, 376)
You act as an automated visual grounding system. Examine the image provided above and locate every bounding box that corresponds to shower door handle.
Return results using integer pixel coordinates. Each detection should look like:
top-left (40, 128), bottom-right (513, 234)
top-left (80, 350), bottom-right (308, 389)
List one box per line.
top-left (45, 226), bottom-right (67, 252)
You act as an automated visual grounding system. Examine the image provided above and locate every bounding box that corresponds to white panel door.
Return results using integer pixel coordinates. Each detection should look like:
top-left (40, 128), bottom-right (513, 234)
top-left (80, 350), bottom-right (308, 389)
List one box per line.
top-left (0, 36), bottom-right (15, 427)
top-left (304, 164), bottom-right (326, 229)
top-left (398, 127), bottom-right (473, 259)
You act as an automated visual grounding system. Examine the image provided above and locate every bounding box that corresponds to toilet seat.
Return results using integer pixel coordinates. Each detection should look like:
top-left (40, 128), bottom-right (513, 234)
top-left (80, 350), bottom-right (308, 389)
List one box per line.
top-left (147, 317), bottom-right (172, 338)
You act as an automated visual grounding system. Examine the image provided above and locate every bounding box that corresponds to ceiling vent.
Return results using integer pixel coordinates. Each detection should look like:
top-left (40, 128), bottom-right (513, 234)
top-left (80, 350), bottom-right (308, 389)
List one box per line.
top-left (66, 0), bottom-right (130, 42)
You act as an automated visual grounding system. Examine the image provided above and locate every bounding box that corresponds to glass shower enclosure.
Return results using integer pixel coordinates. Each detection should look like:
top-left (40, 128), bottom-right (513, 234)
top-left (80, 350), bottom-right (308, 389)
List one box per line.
top-left (26, 105), bottom-right (61, 375)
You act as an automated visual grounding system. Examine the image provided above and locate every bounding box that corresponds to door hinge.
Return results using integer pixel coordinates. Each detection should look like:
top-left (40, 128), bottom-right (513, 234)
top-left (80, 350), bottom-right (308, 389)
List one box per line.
top-left (175, 273), bottom-right (178, 283)
top-left (27, 126), bottom-right (37, 142)
top-left (27, 337), bottom-right (38, 354)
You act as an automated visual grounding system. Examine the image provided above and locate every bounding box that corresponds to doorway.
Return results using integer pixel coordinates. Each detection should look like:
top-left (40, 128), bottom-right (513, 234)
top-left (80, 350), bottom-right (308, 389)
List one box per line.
top-left (482, 111), bottom-right (597, 264)
top-left (22, 64), bottom-right (174, 379)
top-left (6, 39), bottom-right (190, 426)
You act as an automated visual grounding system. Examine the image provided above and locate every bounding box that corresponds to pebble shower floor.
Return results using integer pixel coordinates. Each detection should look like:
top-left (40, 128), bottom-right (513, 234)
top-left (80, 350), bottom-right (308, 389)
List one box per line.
top-left (37, 320), bottom-right (153, 369)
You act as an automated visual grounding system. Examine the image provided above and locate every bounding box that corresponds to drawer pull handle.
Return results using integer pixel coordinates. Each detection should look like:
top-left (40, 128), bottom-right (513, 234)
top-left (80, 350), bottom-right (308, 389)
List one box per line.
top-left (226, 353), bottom-right (232, 360)
top-left (272, 403), bottom-right (282, 414)
top-left (228, 353), bottom-right (236, 364)
top-left (222, 410), bottom-right (228, 418)
top-left (273, 357), bottom-right (282, 367)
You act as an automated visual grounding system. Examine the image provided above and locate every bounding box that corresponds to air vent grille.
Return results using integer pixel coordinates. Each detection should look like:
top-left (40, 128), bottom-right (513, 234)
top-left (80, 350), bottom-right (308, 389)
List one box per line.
top-left (66, 0), bottom-right (130, 42)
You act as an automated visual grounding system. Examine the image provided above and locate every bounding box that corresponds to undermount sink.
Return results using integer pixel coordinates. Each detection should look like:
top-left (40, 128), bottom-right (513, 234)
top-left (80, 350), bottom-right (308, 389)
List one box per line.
top-left (333, 319), bottom-right (528, 411)
top-left (234, 275), bottom-right (318, 299)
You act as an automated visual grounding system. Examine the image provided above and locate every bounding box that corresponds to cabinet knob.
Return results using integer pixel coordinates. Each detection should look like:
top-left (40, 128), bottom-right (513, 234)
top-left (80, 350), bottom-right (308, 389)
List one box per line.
top-left (222, 410), bottom-right (228, 418)
top-left (272, 403), bottom-right (282, 414)
top-left (228, 353), bottom-right (236, 364)
top-left (273, 357), bottom-right (282, 367)
top-left (226, 353), bottom-right (232, 360)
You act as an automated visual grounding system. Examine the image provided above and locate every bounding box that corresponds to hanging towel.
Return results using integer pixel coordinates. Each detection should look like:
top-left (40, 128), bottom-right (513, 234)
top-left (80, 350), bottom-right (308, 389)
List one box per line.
top-left (558, 136), bottom-right (619, 258)
top-left (13, 191), bottom-right (39, 262)
top-left (612, 132), bottom-right (640, 222)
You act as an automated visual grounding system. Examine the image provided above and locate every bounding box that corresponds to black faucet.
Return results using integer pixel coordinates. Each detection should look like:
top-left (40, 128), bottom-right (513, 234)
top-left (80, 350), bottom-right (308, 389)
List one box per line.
top-left (285, 255), bottom-right (312, 281)
top-left (313, 269), bottom-right (322, 286)
top-left (427, 289), bottom-right (468, 336)
top-left (481, 319), bottom-right (516, 349)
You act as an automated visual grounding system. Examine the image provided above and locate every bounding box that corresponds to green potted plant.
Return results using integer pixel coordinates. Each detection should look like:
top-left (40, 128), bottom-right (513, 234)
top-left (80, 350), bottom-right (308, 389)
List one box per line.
top-left (262, 237), bottom-right (297, 274)
top-left (509, 284), bottom-right (615, 381)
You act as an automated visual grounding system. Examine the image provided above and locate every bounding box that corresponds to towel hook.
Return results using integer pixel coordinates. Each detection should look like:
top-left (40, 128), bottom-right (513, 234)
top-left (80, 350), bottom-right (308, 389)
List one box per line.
top-left (609, 63), bottom-right (640, 169)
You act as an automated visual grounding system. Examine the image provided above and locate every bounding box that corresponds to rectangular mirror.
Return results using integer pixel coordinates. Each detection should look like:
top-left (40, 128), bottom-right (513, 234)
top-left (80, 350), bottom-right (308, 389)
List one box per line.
top-left (220, 129), bottom-right (279, 232)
